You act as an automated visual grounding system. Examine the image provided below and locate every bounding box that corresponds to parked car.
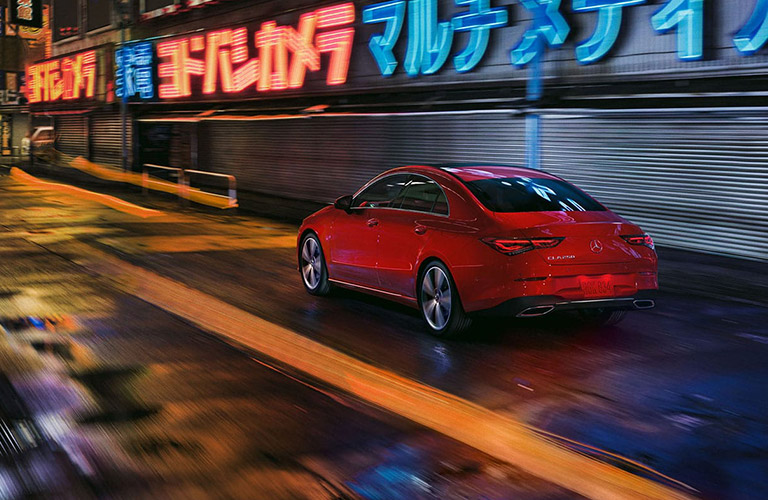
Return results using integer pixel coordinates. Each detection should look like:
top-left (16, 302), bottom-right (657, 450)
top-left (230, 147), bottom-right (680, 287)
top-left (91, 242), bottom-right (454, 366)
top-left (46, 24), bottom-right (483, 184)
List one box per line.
top-left (21, 126), bottom-right (55, 155)
top-left (297, 165), bottom-right (658, 337)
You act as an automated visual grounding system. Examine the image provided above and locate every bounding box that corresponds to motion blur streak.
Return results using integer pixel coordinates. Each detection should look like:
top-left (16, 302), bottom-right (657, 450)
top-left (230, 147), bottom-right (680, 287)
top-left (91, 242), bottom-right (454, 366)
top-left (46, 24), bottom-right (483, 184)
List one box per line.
top-left (65, 240), bottom-right (694, 500)
top-left (9, 168), bottom-right (163, 219)
top-left (48, 154), bottom-right (235, 209)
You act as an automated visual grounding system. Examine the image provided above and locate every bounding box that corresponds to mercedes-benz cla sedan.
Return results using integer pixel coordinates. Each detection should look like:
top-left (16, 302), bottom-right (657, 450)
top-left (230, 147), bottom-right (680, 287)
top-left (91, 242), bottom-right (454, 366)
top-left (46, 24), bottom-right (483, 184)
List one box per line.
top-left (298, 165), bottom-right (658, 337)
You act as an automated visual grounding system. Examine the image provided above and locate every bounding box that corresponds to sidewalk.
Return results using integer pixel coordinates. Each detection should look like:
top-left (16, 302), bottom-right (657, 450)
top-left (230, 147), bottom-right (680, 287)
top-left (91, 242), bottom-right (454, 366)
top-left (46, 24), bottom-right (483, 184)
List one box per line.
top-left (4, 161), bottom-right (766, 308)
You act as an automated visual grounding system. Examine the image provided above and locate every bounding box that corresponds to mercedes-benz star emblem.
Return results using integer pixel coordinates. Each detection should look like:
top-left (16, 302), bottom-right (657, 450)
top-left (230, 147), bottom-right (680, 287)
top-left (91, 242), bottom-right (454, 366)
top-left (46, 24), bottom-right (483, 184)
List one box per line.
top-left (590, 239), bottom-right (603, 254)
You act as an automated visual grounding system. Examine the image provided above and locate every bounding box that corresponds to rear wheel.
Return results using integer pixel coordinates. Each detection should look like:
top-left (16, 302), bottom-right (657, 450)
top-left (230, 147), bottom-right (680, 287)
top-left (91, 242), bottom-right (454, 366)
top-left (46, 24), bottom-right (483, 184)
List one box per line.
top-left (578, 308), bottom-right (626, 327)
top-left (299, 233), bottom-right (331, 296)
top-left (419, 261), bottom-right (472, 338)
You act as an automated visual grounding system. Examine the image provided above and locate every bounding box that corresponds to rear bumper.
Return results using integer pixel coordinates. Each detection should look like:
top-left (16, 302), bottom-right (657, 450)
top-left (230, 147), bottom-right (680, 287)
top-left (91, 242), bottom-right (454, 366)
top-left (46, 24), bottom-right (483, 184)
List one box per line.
top-left (480, 290), bottom-right (657, 318)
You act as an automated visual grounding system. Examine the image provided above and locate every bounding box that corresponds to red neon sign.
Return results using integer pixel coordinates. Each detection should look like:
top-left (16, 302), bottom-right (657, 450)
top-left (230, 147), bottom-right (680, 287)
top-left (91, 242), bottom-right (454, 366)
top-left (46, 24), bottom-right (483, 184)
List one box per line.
top-left (156, 2), bottom-right (355, 99)
top-left (26, 50), bottom-right (97, 104)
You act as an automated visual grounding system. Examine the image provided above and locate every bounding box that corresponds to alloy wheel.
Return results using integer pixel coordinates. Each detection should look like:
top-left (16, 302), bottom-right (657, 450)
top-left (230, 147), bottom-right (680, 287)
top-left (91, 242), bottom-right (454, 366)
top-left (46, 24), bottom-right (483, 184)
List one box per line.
top-left (421, 266), bottom-right (452, 330)
top-left (301, 236), bottom-right (323, 290)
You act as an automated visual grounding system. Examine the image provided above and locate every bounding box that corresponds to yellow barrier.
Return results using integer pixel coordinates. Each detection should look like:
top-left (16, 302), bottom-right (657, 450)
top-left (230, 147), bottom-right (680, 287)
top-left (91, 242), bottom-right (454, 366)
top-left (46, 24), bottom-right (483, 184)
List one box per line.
top-left (10, 167), bottom-right (164, 219)
top-left (41, 152), bottom-right (236, 209)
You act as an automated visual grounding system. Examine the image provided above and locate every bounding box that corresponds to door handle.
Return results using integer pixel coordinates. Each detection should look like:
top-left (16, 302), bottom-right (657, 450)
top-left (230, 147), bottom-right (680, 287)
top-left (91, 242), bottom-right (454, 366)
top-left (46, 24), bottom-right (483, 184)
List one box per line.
top-left (367, 218), bottom-right (379, 227)
top-left (414, 225), bottom-right (427, 235)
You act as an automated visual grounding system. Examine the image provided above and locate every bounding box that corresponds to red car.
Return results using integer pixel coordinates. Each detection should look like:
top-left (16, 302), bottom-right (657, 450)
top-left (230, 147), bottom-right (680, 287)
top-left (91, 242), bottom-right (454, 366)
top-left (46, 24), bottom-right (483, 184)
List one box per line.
top-left (298, 165), bottom-right (658, 337)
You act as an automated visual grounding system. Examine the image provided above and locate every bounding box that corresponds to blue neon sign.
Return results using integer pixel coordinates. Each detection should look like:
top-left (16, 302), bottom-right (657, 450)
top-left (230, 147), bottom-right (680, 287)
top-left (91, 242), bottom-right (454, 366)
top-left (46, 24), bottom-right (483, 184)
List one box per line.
top-left (363, 1), bottom-right (406, 76)
top-left (734, 0), bottom-right (768, 55)
top-left (116, 41), bottom-right (155, 100)
top-left (651, 0), bottom-right (704, 61)
top-left (511, 0), bottom-right (570, 67)
top-left (452, 0), bottom-right (508, 72)
top-left (404, 0), bottom-right (454, 76)
top-left (362, 0), bottom-right (767, 78)
top-left (573, 0), bottom-right (645, 65)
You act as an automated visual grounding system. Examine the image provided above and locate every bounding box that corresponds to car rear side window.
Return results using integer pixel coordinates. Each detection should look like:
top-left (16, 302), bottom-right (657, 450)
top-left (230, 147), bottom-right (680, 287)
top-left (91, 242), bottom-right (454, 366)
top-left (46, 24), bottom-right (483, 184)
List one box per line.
top-left (465, 177), bottom-right (605, 213)
top-left (354, 174), bottom-right (410, 208)
top-left (393, 177), bottom-right (449, 215)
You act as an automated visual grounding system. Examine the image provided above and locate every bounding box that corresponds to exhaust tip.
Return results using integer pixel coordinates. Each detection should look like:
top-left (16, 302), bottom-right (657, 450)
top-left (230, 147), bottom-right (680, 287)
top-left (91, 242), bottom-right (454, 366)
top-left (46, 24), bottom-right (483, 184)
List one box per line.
top-left (633, 299), bottom-right (655, 310)
top-left (517, 305), bottom-right (555, 318)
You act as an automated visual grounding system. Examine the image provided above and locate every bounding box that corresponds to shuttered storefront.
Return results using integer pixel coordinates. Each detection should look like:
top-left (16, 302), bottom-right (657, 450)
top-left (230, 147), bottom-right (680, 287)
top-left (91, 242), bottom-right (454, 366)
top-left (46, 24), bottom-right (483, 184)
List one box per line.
top-left (200, 111), bottom-right (526, 203)
top-left (90, 109), bottom-right (130, 167)
top-left (541, 113), bottom-right (768, 261)
top-left (55, 115), bottom-right (88, 157)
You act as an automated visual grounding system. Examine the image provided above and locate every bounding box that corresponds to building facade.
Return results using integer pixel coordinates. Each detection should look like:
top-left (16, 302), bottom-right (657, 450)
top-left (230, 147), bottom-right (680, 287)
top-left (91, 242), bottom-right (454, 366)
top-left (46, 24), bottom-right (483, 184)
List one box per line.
top-left (32, 0), bottom-right (768, 261)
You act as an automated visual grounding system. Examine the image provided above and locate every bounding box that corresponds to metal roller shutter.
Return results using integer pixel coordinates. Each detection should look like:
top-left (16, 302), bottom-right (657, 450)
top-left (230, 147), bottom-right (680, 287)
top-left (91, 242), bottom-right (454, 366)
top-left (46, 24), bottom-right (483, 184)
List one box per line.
top-left (541, 113), bottom-right (768, 261)
top-left (55, 115), bottom-right (88, 157)
top-left (201, 111), bottom-right (525, 203)
top-left (90, 109), bottom-right (130, 167)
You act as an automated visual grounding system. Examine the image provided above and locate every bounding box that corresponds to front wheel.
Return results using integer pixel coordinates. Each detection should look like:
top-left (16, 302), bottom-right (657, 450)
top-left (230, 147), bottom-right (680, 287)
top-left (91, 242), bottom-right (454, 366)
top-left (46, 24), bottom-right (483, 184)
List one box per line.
top-left (299, 233), bottom-right (331, 296)
top-left (419, 262), bottom-right (472, 338)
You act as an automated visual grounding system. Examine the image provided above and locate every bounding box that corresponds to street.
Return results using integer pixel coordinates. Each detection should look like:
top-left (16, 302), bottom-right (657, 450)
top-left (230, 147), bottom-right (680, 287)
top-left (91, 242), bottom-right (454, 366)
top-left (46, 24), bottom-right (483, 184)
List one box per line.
top-left (0, 170), bottom-right (588, 499)
top-left (1, 169), bottom-right (766, 499)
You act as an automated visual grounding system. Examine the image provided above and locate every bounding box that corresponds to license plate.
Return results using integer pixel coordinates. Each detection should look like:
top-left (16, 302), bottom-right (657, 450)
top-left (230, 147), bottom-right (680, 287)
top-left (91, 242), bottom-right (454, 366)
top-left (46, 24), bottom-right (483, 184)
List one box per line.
top-left (580, 277), bottom-right (614, 297)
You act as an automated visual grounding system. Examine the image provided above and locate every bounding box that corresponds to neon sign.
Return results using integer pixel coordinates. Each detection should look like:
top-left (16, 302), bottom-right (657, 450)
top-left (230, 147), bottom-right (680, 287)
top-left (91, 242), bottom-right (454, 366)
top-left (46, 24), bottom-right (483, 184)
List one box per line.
top-left (573, 0), bottom-right (646, 65)
top-left (26, 50), bottom-right (97, 104)
top-left (734, 0), bottom-right (768, 55)
top-left (155, 2), bottom-right (355, 99)
top-left (116, 42), bottom-right (154, 100)
top-left (362, 0), bottom-right (768, 76)
top-left (651, 0), bottom-right (703, 61)
top-left (511, 0), bottom-right (570, 67)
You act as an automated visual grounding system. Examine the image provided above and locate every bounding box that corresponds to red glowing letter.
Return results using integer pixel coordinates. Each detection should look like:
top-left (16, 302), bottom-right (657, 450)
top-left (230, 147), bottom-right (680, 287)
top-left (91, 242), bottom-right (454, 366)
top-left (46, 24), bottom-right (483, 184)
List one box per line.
top-left (204, 28), bottom-right (260, 94)
top-left (157, 38), bottom-right (206, 99)
top-left (256, 21), bottom-right (289, 91)
top-left (316, 3), bottom-right (355, 85)
top-left (286, 13), bottom-right (320, 89)
top-left (62, 51), bottom-right (96, 100)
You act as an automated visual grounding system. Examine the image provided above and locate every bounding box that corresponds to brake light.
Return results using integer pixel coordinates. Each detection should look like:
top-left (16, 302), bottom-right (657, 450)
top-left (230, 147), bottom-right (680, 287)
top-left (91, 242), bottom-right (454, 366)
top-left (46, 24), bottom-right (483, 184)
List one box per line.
top-left (621, 233), bottom-right (654, 249)
top-left (482, 237), bottom-right (564, 255)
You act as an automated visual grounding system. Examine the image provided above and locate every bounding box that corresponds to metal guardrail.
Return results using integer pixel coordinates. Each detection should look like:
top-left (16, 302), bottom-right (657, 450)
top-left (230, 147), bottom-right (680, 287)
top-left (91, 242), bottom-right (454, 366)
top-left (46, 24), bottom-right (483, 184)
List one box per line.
top-left (142, 163), bottom-right (183, 196)
top-left (142, 164), bottom-right (237, 208)
top-left (184, 169), bottom-right (238, 208)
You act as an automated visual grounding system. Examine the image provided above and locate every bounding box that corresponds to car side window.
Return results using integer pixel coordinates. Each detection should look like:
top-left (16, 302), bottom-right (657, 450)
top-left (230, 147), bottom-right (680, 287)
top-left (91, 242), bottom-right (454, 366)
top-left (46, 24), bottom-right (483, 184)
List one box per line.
top-left (354, 174), bottom-right (410, 208)
top-left (395, 176), bottom-right (449, 215)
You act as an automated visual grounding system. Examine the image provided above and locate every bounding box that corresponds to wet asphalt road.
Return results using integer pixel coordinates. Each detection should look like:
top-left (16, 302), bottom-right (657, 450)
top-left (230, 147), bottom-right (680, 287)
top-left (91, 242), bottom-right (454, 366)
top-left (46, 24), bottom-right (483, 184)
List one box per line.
top-left (0, 177), bottom-right (576, 499)
top-left (1, 171), bottom-right (768, 499)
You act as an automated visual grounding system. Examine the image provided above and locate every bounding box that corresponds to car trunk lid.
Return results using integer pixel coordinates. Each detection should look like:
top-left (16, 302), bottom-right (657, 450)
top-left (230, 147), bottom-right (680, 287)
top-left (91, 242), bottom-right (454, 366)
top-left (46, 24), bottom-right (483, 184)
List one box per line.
top-left (493, 211), bottom-right (642, 265)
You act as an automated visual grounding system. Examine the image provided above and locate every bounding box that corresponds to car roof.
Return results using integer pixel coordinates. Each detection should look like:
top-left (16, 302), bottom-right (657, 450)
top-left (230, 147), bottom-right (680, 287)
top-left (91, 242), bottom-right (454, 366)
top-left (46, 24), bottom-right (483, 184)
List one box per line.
top-left (432, 164), bottom-right (560, 182)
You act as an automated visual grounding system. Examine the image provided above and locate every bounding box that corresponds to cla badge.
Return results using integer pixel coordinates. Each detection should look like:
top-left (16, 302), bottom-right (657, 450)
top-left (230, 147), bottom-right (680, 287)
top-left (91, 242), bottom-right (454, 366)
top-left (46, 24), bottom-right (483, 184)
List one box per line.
top-left (590, 239), bottom-right (603, 254)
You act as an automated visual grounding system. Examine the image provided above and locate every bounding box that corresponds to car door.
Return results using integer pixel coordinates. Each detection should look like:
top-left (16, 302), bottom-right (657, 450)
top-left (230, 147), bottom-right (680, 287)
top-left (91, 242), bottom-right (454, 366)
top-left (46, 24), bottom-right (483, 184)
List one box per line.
top-left (327, 174), bottom-right (410, 287)
top-left (376, 175), bottom-right (450, 297)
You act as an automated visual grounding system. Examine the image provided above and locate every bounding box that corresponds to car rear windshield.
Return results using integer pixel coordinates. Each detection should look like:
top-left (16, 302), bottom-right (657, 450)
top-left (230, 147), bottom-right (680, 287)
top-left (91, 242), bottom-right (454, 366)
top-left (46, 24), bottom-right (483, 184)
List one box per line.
top-left (465, 177), bottom-right (605, 213)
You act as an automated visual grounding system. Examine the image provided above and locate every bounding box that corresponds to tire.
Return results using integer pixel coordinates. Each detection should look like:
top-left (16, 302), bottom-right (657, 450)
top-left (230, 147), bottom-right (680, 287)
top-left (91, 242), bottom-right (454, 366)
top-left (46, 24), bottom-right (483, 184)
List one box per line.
top-left (299, 233), bottom-right (331, 296)
top-left (578, 308), bottom-right (627, 327)
top-left (418, 261), bottom-right (472, 338)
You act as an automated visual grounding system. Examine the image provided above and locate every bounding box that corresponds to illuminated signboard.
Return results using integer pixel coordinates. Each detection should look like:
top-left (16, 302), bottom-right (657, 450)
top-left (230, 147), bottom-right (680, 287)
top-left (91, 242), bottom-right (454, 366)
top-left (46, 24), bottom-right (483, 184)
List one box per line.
top-left (361, 0), bottom-right (768, 74)
top-left (10, 0), bottom-right (42, 29)
top-left (140, 0), bottom-right (182, 21)
top-left (153, 2), bottom-right (355, 99)
top-left (26, 50), bottom-right (103, 104)
top-left (115, 1), bottom-right (768, 103)
top-left (116, 41), bottom-right (155, 100)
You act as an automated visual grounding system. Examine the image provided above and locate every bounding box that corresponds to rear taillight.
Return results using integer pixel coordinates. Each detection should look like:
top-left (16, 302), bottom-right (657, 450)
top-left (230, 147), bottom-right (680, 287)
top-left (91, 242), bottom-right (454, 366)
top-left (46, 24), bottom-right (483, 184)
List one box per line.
top-left (482, 237), bottom-right (564, 256)
top-left (621, 233), bottom-right (654, 249)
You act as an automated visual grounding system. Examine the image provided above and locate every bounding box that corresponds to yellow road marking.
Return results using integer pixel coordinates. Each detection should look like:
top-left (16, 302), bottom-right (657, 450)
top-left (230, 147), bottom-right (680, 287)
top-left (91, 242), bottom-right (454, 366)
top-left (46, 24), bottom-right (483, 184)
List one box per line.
top-left (61, 239), bottom-right (696, 500)
top-left (10, 168), bottom-right (164, 219)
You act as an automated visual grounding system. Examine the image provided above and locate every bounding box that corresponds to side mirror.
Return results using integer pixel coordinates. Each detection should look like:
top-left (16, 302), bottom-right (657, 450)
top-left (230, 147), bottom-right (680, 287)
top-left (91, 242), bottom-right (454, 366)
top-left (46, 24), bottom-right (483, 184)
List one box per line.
top-left (334, 195), bottom-right (353, 212)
